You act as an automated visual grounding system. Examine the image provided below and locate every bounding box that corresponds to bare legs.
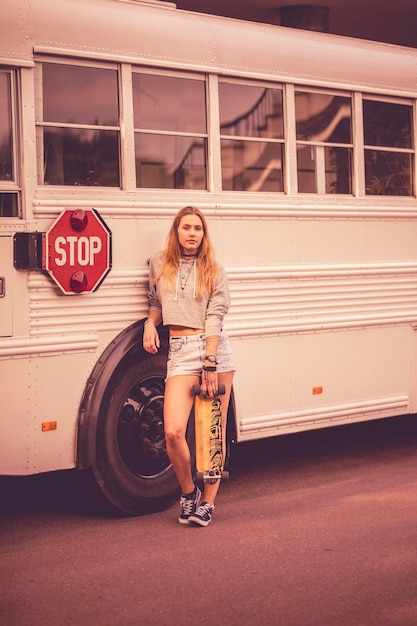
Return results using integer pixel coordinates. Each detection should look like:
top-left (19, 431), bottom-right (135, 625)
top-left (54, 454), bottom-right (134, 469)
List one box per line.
top-left (163, 375), bottom-right (198, 495)
top-left (164, 371), bottom-right (234, 505)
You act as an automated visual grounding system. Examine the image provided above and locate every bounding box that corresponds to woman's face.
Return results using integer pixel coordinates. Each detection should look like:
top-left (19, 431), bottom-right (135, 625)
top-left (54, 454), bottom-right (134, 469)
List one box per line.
top-left (177, 214), bottom-right (204, 255)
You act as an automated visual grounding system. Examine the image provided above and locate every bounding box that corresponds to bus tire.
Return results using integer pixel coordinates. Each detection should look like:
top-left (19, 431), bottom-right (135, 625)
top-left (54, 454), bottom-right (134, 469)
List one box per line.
top-left (92, 354), bottom-right (189, 516)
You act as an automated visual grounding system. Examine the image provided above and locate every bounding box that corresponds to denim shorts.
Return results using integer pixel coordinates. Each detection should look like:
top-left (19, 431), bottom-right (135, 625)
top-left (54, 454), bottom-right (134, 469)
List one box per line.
top-left (166, 331), bottom-right (236, 379)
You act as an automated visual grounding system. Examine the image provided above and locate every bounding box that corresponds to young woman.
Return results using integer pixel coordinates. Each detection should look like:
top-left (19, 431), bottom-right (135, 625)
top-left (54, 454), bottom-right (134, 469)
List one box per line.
top-left (143, 206), bottom-right (235, 526)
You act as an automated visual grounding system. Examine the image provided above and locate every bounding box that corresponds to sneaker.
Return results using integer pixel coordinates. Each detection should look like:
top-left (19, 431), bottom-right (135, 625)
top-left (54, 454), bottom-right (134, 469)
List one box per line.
top-left (178, 486), bottom-right (201, 524)
top-left (188, 501), bottom-right (214, 527)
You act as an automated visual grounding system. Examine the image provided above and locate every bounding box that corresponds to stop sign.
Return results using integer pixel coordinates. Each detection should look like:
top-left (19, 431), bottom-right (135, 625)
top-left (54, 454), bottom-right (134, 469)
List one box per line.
top-left (45, 209), bottom-right (112, 294)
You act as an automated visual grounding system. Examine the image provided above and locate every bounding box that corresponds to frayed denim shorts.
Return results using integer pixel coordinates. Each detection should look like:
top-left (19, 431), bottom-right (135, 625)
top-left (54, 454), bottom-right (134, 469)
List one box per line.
top-left (166, 331), bottom-right (236, 380)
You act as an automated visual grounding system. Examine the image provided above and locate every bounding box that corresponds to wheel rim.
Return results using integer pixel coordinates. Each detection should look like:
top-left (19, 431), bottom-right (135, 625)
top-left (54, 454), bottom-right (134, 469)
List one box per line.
top-left (117, 375), bottom-right (169, 478)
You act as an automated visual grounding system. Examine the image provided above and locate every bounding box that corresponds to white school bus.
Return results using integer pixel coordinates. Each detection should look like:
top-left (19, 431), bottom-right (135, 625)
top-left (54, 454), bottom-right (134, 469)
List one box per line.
top-left (1, 0), bottom-right (417, 514)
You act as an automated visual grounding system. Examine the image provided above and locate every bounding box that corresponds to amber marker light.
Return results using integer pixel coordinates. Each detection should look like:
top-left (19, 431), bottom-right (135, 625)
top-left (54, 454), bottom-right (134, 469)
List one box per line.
top-left (41, 421), bottom-right (58, 431)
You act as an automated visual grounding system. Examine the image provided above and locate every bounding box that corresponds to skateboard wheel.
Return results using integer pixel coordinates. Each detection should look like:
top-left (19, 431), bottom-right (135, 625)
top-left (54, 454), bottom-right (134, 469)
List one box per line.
top-left (192, 383), bottom-right (225, 396)
top-left (221, 470), bottom-right (229, 482)
top-left (196, 471), bottom-right (204, 484)
top-left (192, 384), bottom-right (201, 396)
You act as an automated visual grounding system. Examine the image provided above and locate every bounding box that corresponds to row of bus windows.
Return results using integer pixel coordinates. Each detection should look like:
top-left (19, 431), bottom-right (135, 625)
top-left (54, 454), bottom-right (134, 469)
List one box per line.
top-left (37, 63), bottom-right (414, 195)
top-left (0, 63), bottom-right (415, 216)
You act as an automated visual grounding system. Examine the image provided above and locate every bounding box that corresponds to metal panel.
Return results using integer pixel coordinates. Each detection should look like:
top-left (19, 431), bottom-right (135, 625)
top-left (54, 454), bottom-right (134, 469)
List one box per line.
top-left (2, 1), bottom-right (416, 95)
top-left (0, 237), bottom-right (13, 337)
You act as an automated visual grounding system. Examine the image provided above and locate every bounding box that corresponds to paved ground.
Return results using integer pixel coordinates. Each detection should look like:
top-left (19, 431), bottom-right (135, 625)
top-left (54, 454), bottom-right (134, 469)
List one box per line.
top-left (1, 415), bottom-right (417, 625)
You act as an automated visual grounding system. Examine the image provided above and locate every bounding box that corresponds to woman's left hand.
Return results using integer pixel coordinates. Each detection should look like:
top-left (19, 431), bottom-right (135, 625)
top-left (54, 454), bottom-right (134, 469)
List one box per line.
top-left (201, 370), bottom-right (218, 397)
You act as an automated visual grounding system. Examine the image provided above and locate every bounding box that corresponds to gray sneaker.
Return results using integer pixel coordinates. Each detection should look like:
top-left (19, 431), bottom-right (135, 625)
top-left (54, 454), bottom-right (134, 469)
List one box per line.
top-left (188, 501), bottom-right (214, 527)
top-left (178, 486), bottom-right (201, 524)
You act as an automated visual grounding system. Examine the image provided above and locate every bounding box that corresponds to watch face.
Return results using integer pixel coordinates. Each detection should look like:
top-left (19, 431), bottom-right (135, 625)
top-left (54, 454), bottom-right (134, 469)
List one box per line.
top-left (206, 355), bottom-right (216, 362)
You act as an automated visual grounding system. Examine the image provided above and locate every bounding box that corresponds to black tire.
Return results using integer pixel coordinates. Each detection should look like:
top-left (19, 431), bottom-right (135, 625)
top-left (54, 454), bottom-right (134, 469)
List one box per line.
top-left (92, 354), bottom-right (190, 515)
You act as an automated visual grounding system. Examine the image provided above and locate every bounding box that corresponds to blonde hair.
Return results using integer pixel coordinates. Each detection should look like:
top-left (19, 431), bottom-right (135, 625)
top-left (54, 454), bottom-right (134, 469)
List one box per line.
top-left (157, 206), bottom-right (219, 299)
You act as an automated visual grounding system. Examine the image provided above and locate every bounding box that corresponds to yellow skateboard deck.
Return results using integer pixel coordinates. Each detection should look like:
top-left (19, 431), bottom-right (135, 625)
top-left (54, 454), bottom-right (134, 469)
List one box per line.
top-left (192, 384), bottom-right (229, 484)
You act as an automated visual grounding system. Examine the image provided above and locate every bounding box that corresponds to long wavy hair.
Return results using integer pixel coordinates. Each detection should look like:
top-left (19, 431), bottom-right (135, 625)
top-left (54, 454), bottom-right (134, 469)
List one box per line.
top-left (156, 206), bottom-right (219, 299)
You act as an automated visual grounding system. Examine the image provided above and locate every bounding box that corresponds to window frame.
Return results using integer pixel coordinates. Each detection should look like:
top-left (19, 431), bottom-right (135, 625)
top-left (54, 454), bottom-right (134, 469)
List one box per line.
top-left (293, 86), bottom-right (354, 196)
top-left (362, 94), bottom-right (414, 197)
top-left (0, 67), bottom-right (20, 218)
top-left (35, 58), bottom-right (121, 188)
top-left (132, 66), bottom-right (209, 191)
top-left (218, 77), bottom-right (286, 194)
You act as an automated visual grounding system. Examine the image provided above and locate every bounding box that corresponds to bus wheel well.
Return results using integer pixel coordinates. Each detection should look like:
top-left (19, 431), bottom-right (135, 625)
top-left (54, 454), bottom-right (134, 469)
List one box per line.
top-left (77, 320), bottom-right (169, 472)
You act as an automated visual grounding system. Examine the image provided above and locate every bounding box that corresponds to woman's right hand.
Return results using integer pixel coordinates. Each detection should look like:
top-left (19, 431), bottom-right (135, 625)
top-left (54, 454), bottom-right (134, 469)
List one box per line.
top-left (143, 320), bottom-right (160, 354)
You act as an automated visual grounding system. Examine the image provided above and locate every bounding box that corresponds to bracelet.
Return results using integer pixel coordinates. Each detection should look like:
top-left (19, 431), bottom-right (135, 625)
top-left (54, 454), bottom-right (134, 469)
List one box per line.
top-left (203, 365), bottom-right (217, 372)
top-left (144, 318), bottom-right (155, 325)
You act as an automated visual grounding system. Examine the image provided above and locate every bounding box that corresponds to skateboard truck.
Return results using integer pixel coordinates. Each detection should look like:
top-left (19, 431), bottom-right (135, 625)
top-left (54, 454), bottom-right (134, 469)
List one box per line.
top-left (192, 383), bottom-right (229, 485)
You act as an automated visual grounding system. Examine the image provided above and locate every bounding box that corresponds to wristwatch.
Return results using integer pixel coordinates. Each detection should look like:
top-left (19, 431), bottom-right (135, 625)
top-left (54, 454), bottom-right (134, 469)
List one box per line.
top-left (205, 355), bottom-right (218, 364)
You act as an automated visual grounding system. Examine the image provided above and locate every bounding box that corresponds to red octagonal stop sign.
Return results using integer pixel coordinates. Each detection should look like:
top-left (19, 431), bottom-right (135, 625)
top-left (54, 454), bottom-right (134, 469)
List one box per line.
top-left (44, 209), bottom-right (112, 294)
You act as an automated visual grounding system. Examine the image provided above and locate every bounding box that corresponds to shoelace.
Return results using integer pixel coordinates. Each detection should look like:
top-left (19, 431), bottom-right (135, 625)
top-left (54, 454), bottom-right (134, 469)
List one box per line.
top-left (180, 496), bottom-right (196, 516)
top-left (196, 502), bottom-right (213, 516)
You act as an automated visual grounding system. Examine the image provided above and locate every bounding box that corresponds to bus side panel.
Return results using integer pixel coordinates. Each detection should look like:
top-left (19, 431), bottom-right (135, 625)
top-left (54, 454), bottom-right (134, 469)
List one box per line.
top-left (0, 237), bottom-right (13, 337)
top-left (0, 358), bottom-right (33, 474)
top-left (217, 215), bottom-right (417, 441)
top-left (232, 325), bottom-right (412, 441)
top-left (0, 348), bottom-right (97, 475)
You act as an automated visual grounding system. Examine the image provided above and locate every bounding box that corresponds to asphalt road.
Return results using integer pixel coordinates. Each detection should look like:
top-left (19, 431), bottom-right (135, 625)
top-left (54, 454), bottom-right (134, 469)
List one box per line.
top-left (1, 415), bottom-right (417, 626)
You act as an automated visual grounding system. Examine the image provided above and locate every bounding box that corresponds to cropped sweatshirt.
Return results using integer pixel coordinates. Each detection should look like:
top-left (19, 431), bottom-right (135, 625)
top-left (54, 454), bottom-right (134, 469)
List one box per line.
top-left (147, 252), bottom-right (230, 337)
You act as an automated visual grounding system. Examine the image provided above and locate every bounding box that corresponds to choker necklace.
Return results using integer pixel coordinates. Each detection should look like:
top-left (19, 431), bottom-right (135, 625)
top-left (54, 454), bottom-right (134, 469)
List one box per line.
top-left (181, 252), bottom-right (197, 258)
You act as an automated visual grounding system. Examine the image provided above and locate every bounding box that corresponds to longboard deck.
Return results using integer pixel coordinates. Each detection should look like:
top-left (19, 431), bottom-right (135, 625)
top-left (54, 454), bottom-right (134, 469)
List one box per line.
top-left (192, 384), bottom-right (229, 484)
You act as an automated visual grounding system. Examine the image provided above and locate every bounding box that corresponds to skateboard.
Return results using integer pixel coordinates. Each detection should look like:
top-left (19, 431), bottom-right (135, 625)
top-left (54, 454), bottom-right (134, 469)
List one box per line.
top-left (192, 383), bottom-right (229, 485)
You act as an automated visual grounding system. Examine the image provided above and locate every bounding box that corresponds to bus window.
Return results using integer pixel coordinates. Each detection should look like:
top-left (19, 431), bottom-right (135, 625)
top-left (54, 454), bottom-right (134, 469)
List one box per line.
top-left (363, 99), bottom-right (413, 196)
top-left (0, 70), bottom-right (18, 217)
top-left (219, 81), bottom-right (284, 192)
top-left (295, 90), bottom-right (352, 194)
top-left (132, 72), bottom-right (207, 189)
top-left (37, 62), bottom-right (120, 187)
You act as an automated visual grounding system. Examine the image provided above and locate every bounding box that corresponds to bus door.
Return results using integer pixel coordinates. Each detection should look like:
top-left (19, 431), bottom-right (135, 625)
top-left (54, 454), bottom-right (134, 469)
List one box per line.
top-left (0, 236), bottom-right (13, 337)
